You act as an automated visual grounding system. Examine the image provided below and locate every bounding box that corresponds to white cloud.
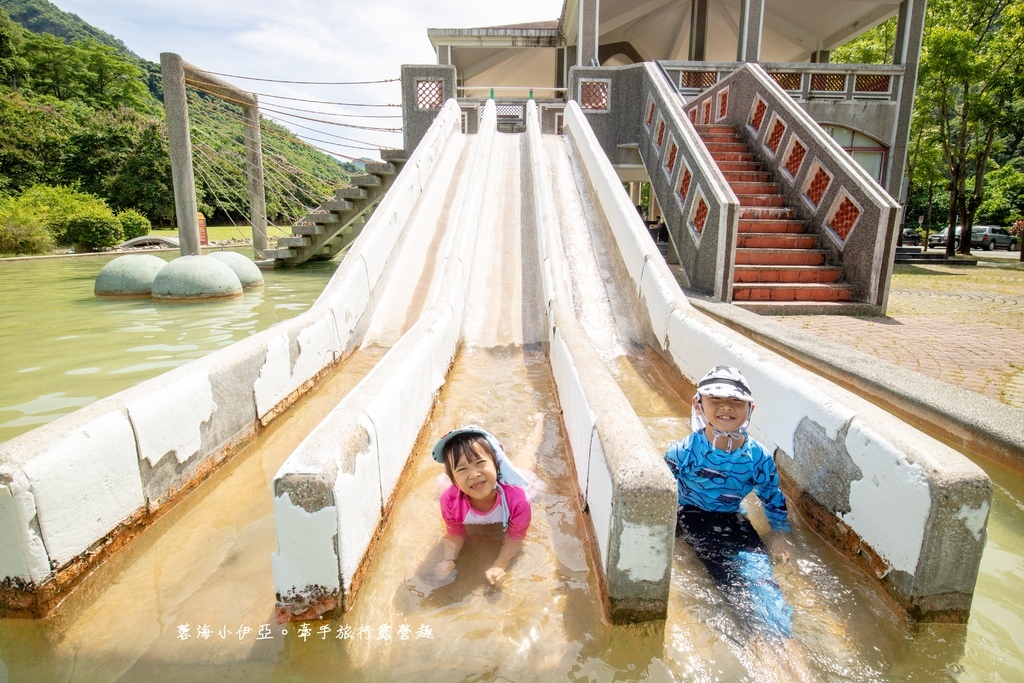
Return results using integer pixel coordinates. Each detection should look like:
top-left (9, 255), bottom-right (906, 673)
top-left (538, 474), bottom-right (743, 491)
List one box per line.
top-left (48, 0), bottom-right (563, 156)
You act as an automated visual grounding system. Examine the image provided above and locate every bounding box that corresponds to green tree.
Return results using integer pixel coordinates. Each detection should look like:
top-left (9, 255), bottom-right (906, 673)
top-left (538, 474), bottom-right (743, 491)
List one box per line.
top-left (0, 7), bottom-right (28, 88)
top-left (19, 31), bottom-right (83, 99)
top-left (0, 90), bottom-right (84, 192)
top-left (977, 163), bottom-right (1024, 225)
top-left (77, 39), bottom-right (151, 111)
top-left (917, 0), bottom-right (1024, 255)
top-left (831, 17), bottom-right (897, 64)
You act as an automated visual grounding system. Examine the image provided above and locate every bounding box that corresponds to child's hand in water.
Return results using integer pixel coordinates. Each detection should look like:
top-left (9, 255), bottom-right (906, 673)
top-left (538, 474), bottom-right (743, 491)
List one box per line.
top-left (435, 559), bottom-right (456, 579)
top-left (768, 532), bottom-right (795, 565)
top-left (485, 566), bottom-right (506, 585)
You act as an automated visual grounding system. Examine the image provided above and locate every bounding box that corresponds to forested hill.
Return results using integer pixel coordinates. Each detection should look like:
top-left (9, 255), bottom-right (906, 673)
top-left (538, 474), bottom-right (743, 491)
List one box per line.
top-left (0, 0), bottom-right (163, 97)
top-left (0, 0), bottom-right (356, 243)
top-left (0, 0), bottom-right (135, 56)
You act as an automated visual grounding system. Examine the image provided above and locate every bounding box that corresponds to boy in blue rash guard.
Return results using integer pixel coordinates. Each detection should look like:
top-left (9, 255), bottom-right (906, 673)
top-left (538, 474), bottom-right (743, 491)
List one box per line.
top-left (664, 365), bottom-right (795, 639)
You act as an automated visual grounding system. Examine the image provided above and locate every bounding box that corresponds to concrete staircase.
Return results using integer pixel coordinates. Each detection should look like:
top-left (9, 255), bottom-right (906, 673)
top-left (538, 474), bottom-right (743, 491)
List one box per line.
top-left (696, 125), bottom-right (852, 304)
top-left (265, 149), bottom-right (407, 266)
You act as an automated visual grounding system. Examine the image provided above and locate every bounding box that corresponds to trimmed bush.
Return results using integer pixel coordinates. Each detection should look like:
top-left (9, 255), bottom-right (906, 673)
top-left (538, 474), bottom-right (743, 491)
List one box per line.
top-left (117, 208), bottom-right (151, 240)
top-left (16, 185), bottom-right (108, 243)
top-left (0, 197), bottom-right (55, 255)
top-left (65, 205), bottom-right (123, 251)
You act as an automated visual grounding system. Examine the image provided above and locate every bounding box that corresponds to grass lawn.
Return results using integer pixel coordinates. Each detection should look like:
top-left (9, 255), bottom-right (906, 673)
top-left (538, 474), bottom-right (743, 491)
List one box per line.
top-left (152, 224), bottom-right (296, 243)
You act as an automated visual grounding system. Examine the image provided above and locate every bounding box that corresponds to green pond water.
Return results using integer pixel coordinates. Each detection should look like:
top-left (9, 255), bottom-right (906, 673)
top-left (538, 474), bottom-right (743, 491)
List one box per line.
top-left (0, 250), bottom-right (337, 444)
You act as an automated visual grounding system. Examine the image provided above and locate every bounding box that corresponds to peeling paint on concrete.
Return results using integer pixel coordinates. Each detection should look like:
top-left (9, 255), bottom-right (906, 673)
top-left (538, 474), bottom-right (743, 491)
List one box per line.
top-left (127, 371), bottom-right (215, 467)
top-left (957, 502), bottom-right (989, 542)
top-left (844, 420), bottom-right (930, 575)
top-left (21, 410), bottom-right (145, 566)
top-left (0, 482), bottom-right (49, 583)
top-left (271, 490), bottom-right (341, 597)
top-left (616, 521), bottom-right (669, 582)
top-left (254, 334), bottom-right (292, 419)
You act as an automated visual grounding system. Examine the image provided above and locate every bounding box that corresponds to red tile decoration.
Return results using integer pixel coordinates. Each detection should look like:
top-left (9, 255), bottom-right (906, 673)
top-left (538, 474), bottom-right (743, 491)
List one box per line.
top-left (415, 80), bottom-right (443, 109)
top-left (805, 167), bottom-right (831, 206)
top-left (689, 108), bottom-right (697, 124)
top-left (646, 100), bottom-right (656, 127)
top-left (784, 140), bottom-right (806, 177)
top-left (656, 120), bottom-right (666, 147)
top-left (580, 81), bottom-right (610, 110)
top-left (769, 72), bottom-right (801, 90)
top-left (767, 118), bottom-right (786, 153)
top-left (678, 169), bottom-right (692, 202)
top-left (811, 73), bottom-right (846, 92)
top-left (829, 197), bottom-right (861, 240)
top-left (750, 99), bottom-right (767, 132)
top-left (555, 113), bottom-right (564, 136)
top-left (718, 90), bottom-right (728, 119)
top-left (666, 142), bottom-right (677, 174)
top-left (702, 100), bottom-right (711, 125)
top-left (682, 71), bottom-right (717, 89)
top-left (854, 74), bottom-right (891, 93)
top-left (693, 198), bottom-right (709, 235)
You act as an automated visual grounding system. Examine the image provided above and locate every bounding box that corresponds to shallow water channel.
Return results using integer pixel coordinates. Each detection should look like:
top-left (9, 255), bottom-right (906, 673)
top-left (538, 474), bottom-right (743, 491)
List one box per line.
top-left (0, 342), bottom-right (1020, 681)
top-left (1, 136), bottom-right (1023, 679)
top-left (0, 250), bottom-right (337, 443)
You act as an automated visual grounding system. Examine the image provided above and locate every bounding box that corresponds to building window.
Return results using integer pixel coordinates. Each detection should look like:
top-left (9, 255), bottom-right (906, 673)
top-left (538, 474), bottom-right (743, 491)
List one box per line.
top-left (823, 125), bottom-right (887, 184)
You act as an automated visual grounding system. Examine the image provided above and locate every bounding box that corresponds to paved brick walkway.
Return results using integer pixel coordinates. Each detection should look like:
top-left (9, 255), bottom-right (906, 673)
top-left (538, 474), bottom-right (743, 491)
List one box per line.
top-left (773, 258), bottom-right (1024, 409)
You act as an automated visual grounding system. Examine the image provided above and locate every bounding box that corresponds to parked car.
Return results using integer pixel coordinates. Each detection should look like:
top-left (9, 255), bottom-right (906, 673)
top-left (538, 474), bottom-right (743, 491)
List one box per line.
top-left (901, 229), bottom-right (922, 246)
top-left (970, 225), bottom-right (1018, 251)
top-left (928, 227), bottom-right (960, 249)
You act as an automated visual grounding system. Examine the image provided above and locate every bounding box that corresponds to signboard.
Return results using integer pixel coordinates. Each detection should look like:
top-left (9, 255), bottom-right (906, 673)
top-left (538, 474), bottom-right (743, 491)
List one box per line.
top-left (197, 212), bottom-right (209, 246)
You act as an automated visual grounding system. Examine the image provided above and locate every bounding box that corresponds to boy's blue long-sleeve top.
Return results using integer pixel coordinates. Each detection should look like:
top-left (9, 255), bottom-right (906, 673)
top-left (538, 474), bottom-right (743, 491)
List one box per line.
top-left (664, 430), bottom-right (791, 532)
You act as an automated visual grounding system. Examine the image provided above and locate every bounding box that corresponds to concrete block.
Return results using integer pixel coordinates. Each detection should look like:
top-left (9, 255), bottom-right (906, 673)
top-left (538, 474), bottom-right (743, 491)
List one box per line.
top-left (5, 404), bottom-right (144, 567)
top-left (117, 337), bottom-right (266, 505)
top-left (549, 330), bottom-right (596, 496)
top-left (361, 307), bottom-right (457, 504)
top-left (127, 371), bottom-right (215, 470)
top-left (253, 309), bottom-right (342, 421)
top-left (272, 411), bottom-right (383, 620)
top-left (0, 464), bottom-right (50, 586)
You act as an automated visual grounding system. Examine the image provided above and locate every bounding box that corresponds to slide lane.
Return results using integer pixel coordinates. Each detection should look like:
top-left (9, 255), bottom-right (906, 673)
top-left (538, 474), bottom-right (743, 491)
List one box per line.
top-left (543, 113), bottom-right (884, 681)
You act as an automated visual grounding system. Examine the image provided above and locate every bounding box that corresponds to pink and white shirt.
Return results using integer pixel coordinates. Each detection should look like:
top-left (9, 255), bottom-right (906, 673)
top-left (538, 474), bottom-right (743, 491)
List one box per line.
top-left (440, 482), bottom-right (531, 540)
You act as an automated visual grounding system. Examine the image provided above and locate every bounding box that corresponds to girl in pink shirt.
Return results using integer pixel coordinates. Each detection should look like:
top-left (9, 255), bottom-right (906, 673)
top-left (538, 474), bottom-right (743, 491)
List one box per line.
top-left (431, 425), bottom-right (532, 585)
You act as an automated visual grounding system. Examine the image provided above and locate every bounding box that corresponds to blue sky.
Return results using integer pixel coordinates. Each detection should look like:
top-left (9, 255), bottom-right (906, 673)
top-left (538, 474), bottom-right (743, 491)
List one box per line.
top-left (48, 0), bottom-right (563, 154)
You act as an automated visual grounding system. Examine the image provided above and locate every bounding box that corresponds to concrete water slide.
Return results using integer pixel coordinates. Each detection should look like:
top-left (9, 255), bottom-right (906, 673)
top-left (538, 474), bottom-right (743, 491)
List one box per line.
top-left (268, 99), bottom-right (990, 625)
top-left (0, 98), bottom-right (988, 626)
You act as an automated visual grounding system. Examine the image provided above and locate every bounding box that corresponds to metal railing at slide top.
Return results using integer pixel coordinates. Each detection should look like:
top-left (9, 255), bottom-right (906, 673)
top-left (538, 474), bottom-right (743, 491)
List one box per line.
top-left (456, 86), bottom-right (568, 130)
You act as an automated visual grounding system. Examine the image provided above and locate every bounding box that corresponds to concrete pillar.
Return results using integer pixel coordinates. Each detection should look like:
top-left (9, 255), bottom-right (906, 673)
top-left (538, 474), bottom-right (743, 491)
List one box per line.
top-left (689, 0), bottom-right (708, 61)
top-left (437, 44), bottom-right (452, 66)
top-left (578, 0), bottom-right (599, 67)
top-left (629, 182), bottom-right (641, 208)
top-left (242, 104), bottom-right (268, 258)
top-left (811, 50), bottom-right (831, 63)
top-left (160, 52), bottom-right (201, 257)
top-left (736, 0), bottom-right (764, 63)
top-left (886, 0), bottom-right (927, 201)
top-left (649, 186), bottom-right (662, 223)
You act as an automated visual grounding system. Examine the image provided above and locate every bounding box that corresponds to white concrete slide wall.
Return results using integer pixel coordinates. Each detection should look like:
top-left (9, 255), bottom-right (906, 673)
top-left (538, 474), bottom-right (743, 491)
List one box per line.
top-left (526, 100), bottom-right (677, 623)
top-left (270, 101), bottom-right (498, 622)
top-left (0, 100), bottom-right (465, 617)
top-left (562, 101), bottom-right (991, 622)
